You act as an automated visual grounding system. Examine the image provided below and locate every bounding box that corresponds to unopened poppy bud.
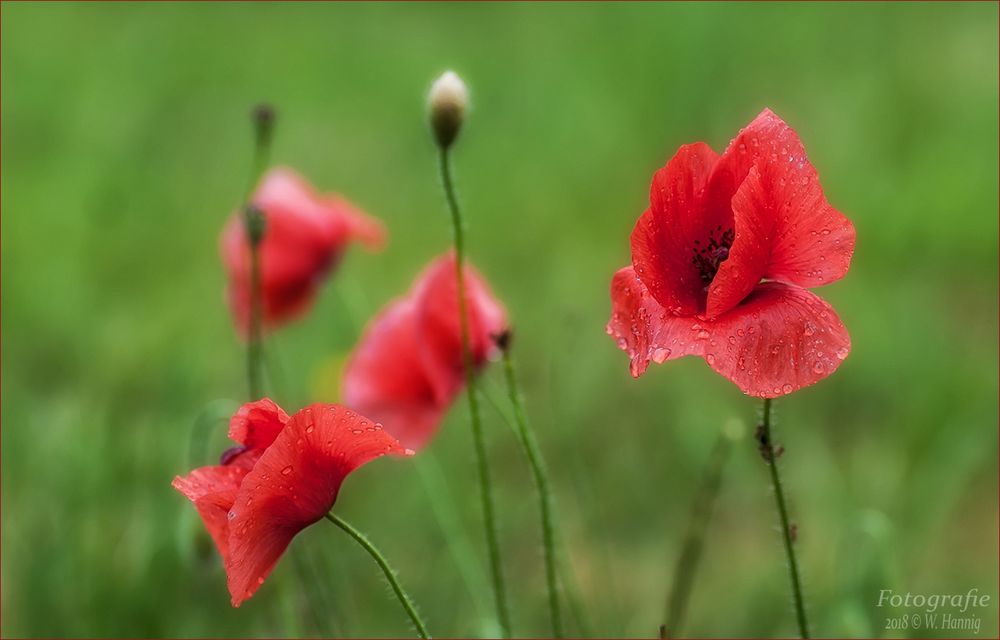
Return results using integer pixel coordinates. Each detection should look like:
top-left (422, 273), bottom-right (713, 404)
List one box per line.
top-left (251, 103), bottom-right (275, 150)
top-left (428, 71), bottom-right (468, 149)
top-left (243, 204), bottom-right (267, 247)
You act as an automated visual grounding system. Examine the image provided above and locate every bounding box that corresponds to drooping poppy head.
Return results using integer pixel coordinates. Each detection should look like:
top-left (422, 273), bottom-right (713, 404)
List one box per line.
top-left (341, 251), bottom-right (507, 450)
top-left (608, 109), bottom-right (855, 397)
top-left (173, 399), bottom-right (411, 607)
top-left (221, 167), bottom-right (386, 336)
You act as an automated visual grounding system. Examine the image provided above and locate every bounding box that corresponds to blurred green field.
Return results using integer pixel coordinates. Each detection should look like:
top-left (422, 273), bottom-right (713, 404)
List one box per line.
top-left (2, 2), bottom-right (998, 638)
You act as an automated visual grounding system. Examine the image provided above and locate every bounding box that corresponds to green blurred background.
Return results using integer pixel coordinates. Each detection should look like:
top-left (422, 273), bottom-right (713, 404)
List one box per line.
top-left (2, 2), bottom-right (997, 638)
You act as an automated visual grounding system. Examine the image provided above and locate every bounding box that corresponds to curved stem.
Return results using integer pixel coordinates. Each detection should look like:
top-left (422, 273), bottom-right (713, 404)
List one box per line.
top-left (438, 147), bottom-right (512, 637)
top-left (758, 398), bottom-right (809, 638)
top-left (500, 343), bottom-right (563, 637)
top-left (325, 513), bottom-right (431, 639)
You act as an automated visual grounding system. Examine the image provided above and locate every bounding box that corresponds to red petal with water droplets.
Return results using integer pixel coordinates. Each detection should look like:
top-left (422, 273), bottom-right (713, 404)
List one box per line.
top-left (703, 282), bottom-right (850, 397)
top-left (607, 266), bottom-right (703, 377)
top-left (221, 167), bottom-right (386, 336)
top-left (631, 143), bottom-right (723, 315)
top-left (712, 109), bottom-right (855, 288)
top-left (705, 166), bottom-right (774, 319)
top-left (341, 298), bottom-right (445, 450)
top-left (172, 451), bottom-right (260, 563)
top-left (225, 404), bottom-right (410, 607)
top-left (228, 398), bottom-right (290, 450)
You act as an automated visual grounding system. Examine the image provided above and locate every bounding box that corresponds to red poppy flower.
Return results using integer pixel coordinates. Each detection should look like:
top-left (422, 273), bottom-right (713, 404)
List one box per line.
top-left (173, 399), bottom-right (410, 606)
top-left (607, 109), bottom-right (855, 397)
top-left (221, 167), bottom-right (386, 335)
top-left (341, 251), bottom-right (507, 449)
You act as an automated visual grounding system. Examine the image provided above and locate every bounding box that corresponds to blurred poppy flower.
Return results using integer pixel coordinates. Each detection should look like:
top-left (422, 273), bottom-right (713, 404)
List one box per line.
top-left (173, 399), bottom-right (410, 607)
top-left (608, 109), bottom-right (855, 397)
top-left (221, 167), bottom-right (386, 336)
top-left (342, 251), bottom-right (507, 449)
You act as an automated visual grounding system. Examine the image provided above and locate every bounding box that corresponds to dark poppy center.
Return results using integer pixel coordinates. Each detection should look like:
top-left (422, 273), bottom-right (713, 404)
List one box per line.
top-left (691, 226), bottom-right (735, 285)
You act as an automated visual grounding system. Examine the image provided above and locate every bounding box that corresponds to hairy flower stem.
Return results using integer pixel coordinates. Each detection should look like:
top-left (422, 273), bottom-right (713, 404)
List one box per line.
top-left (498, 339), bottom-right (563, 637)
top-left (662, 429), bottom-right (733, 638)
top-left (242, 105), bottom-right (274, 401)
top-left (758, 398), bottom-right (809, 638)
top-left (438, 147), bottom-right (512, 638)
top-left (325, 513), bottom-right (431, 639)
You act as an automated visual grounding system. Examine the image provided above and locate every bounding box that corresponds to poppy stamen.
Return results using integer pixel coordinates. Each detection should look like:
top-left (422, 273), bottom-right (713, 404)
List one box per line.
top-left (691, 227), bottom-right (735, 284)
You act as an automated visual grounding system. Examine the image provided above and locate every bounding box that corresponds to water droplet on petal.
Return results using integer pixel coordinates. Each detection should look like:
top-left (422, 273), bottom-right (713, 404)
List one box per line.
top-left (281, 465), bottom-right (293, 475)
top-left (812, 361), bottom-right (825, 374)
top-left (782, 383), bottom-right (793, 393)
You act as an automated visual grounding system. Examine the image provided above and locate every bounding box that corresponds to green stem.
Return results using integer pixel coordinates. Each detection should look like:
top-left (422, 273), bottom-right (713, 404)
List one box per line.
top-left (325, 513), bottom-right (431, 639)
top-left (500, 343), bottom-right (563, 637)
top-left (438, 147), bottom-right (512, 637)
top-left (242, 107), bottom-right (273, 401)
top-left (663, 430), bottom-right (732, 637)
top-left (759, 398), bottom-right (809, 638)
top-left (246, 229), bottom-right (263, 399)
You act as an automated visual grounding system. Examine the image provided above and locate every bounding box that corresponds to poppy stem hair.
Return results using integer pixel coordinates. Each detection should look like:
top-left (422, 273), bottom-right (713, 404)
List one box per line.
top-left (435, 121), bottom-right (513, 635)
top-left (497, 332), bottom-right (564, 637)
top-left (756, 399), bottom-right (810, 638)
top-left (325, 512), bottom-right (431, 639)
top-left (242, 103), bottom-right (275, 400)
top-left (663, 421), bottom-right (740, 637)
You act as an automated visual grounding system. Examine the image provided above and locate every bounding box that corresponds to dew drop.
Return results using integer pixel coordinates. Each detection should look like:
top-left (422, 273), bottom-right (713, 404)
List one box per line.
top-left (227, 510), bottom-right (236, 521)
top-left (728, 335), bottom-right (737, 345)
top-left (782, 383), bottom-right (793, 393)
top-left (705, 353), bottom-right (716, 365)
top-left (305, 425), bottom-right (315, 434)
top-left (281, 465), bottom-right (293, 475)
top-left (836, 347), bottom-right (849, 360)
top-left (812, 361), bottom-right (825, 374)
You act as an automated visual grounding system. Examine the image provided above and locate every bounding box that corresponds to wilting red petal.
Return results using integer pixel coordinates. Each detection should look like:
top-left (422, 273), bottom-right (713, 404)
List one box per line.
top-left (703, 282), bottom-right (850, 397)
top-left (631, 143), bottom-right (722, 315)
top-left (172, 451), bottom-right (260, 562)
top-left (225, 404), bottom-right (410, 607)
top-left (705, 166), bottom-right (774, 319)
top-left (221, 167), bottom-right (386, 336)
top-left (414, 253), bottom-right (507, 404)
top-left (341, 299), bottom-right (445, 450)
top-left (228, 398), bottom-right (290, 451)
top-left (607, 266), bottom-right (703, 377)
top-left (712, 109), bottom-right (855, 288)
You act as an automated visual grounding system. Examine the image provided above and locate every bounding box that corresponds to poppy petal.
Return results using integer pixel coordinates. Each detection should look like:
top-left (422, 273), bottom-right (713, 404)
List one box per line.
top-left (713, 109), bottom-right (855, 287)
top-left (415, 253), bottom-right (507, 405)
top-left (607, 266), bottom-right (705, 377)
top-left (703, 282), bottom-right (850, 397)
top-left (705, 166), bottom-right (774, 318)
top-left (322, 195), bottom-right (387, 251)
top-left (341, 299), bottom-right (444, 450)
top-left (172, 451), bottom-right (260, 562)
top-left (631, 143), bottom-right (722, 315)
top-left (225, 404), bottom-right (410, 606)
top-left (228, 398), bottom-right (290, 450)
top-left (221, 167), bottom-right (386, 335)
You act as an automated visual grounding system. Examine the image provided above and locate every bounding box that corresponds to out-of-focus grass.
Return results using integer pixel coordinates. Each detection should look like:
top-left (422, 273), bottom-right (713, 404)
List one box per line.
top-left (1, 2), bottom-right (997, 638)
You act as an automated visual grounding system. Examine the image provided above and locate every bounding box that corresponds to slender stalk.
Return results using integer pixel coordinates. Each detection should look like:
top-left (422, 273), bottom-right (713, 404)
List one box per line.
top-left (757, 398), bottom-right (809, 638)
top-left (325, 513), bottom-right (431, 639)
top-left (663, 430), bottom-right (733, 637)
top-left (241, 105), bottom-right (274, 400)
top-left (499, 339), bottom-right (563, 637)
top-left (438, 147), bottom-right (512, 637)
